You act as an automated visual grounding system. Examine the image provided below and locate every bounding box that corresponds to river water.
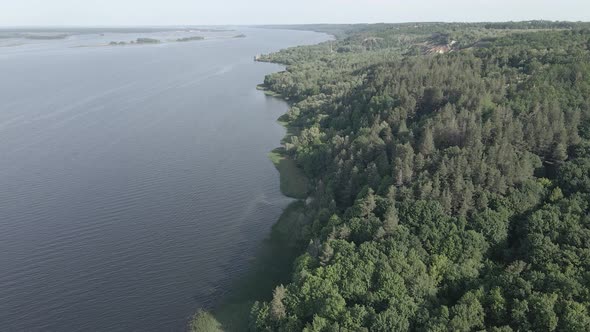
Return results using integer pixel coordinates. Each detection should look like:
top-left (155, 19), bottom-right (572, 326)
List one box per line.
top-left (0, 27), bottom-right (328, 331)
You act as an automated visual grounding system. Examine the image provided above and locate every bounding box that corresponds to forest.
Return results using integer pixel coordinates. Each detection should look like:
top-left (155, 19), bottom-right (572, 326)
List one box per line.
top-left (246, 21), bottom-right (590, 331)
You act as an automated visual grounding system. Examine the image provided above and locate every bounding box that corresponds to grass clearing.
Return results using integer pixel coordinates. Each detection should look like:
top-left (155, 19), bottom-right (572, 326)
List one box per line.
top-left (268, 148), bottom-right (309, 199)
top-left (256, 84), bottom-right (282, 97)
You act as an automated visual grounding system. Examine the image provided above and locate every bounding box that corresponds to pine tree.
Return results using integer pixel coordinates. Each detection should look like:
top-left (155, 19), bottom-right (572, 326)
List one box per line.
top-left (551, 142), bottom-right (568, 162)
top-left (270, 285), bottom-right (287, 321)
top-left (319, 242), bottom-right (334, 266)
top-left (398, 119), bottom-right (409, 134)
top-left (420, 127), bottom-right (436, 155)
top-left (383, 206), bottom-right (399, 234)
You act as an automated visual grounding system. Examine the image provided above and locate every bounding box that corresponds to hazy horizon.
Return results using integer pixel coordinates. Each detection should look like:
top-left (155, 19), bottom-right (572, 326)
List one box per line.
top-left (1, 20), bottom-right (589, 29)
top-left (3, 0), bottom-right (589, 27)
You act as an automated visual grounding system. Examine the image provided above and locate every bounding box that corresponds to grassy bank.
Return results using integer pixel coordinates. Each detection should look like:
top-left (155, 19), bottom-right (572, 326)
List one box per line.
top-left (256, 84), bottom-right (282, 98)
top-left (268, 147), bottom-right (308, 199)
top-left (268, 98), bottom-right (309, 200)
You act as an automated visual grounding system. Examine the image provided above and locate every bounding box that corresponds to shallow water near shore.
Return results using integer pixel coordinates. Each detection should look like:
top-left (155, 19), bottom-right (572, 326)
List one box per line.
top-left (0, 27), bottom-right (329, 331)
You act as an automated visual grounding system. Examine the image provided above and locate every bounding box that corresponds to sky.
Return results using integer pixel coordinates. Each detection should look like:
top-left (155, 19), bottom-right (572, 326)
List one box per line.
top-left (2, 0), bottom-right (589, 26)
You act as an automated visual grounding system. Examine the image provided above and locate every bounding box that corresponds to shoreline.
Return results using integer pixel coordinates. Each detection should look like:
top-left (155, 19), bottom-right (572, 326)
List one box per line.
top-left (203, 63), bottom-right (314, 332)
top-left (191, 29), bottom-right (333, 331)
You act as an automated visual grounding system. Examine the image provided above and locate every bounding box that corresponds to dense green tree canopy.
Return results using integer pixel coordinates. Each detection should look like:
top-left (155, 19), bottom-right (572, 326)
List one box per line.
top-left (251, 22), bottom-right (590, 331)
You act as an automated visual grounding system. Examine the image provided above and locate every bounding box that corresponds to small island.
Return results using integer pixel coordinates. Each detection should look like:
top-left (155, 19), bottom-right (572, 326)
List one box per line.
top-left (135, 38), bottom-right (160, 44)
top-left (176, 36), bottom-right (205, 42)
top-left (25, 34), bottom-right (69, 40)
top-left (108, 38), bottom-right (161, 46)
top-left (0, 33), bottom-right (71, 40)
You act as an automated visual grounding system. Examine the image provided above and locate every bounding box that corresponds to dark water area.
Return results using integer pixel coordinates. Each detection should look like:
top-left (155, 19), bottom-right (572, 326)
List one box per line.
top-left (0, 28), bottom-right (329, 331)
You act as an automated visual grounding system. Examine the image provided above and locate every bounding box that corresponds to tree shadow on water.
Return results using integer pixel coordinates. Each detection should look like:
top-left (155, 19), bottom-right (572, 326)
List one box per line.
top-left (207, 201), bottom-right (309, 332)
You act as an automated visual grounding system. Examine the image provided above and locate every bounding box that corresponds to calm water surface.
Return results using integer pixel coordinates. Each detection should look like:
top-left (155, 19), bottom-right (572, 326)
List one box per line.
top-left (0, 28), bottom-right (328, 331)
